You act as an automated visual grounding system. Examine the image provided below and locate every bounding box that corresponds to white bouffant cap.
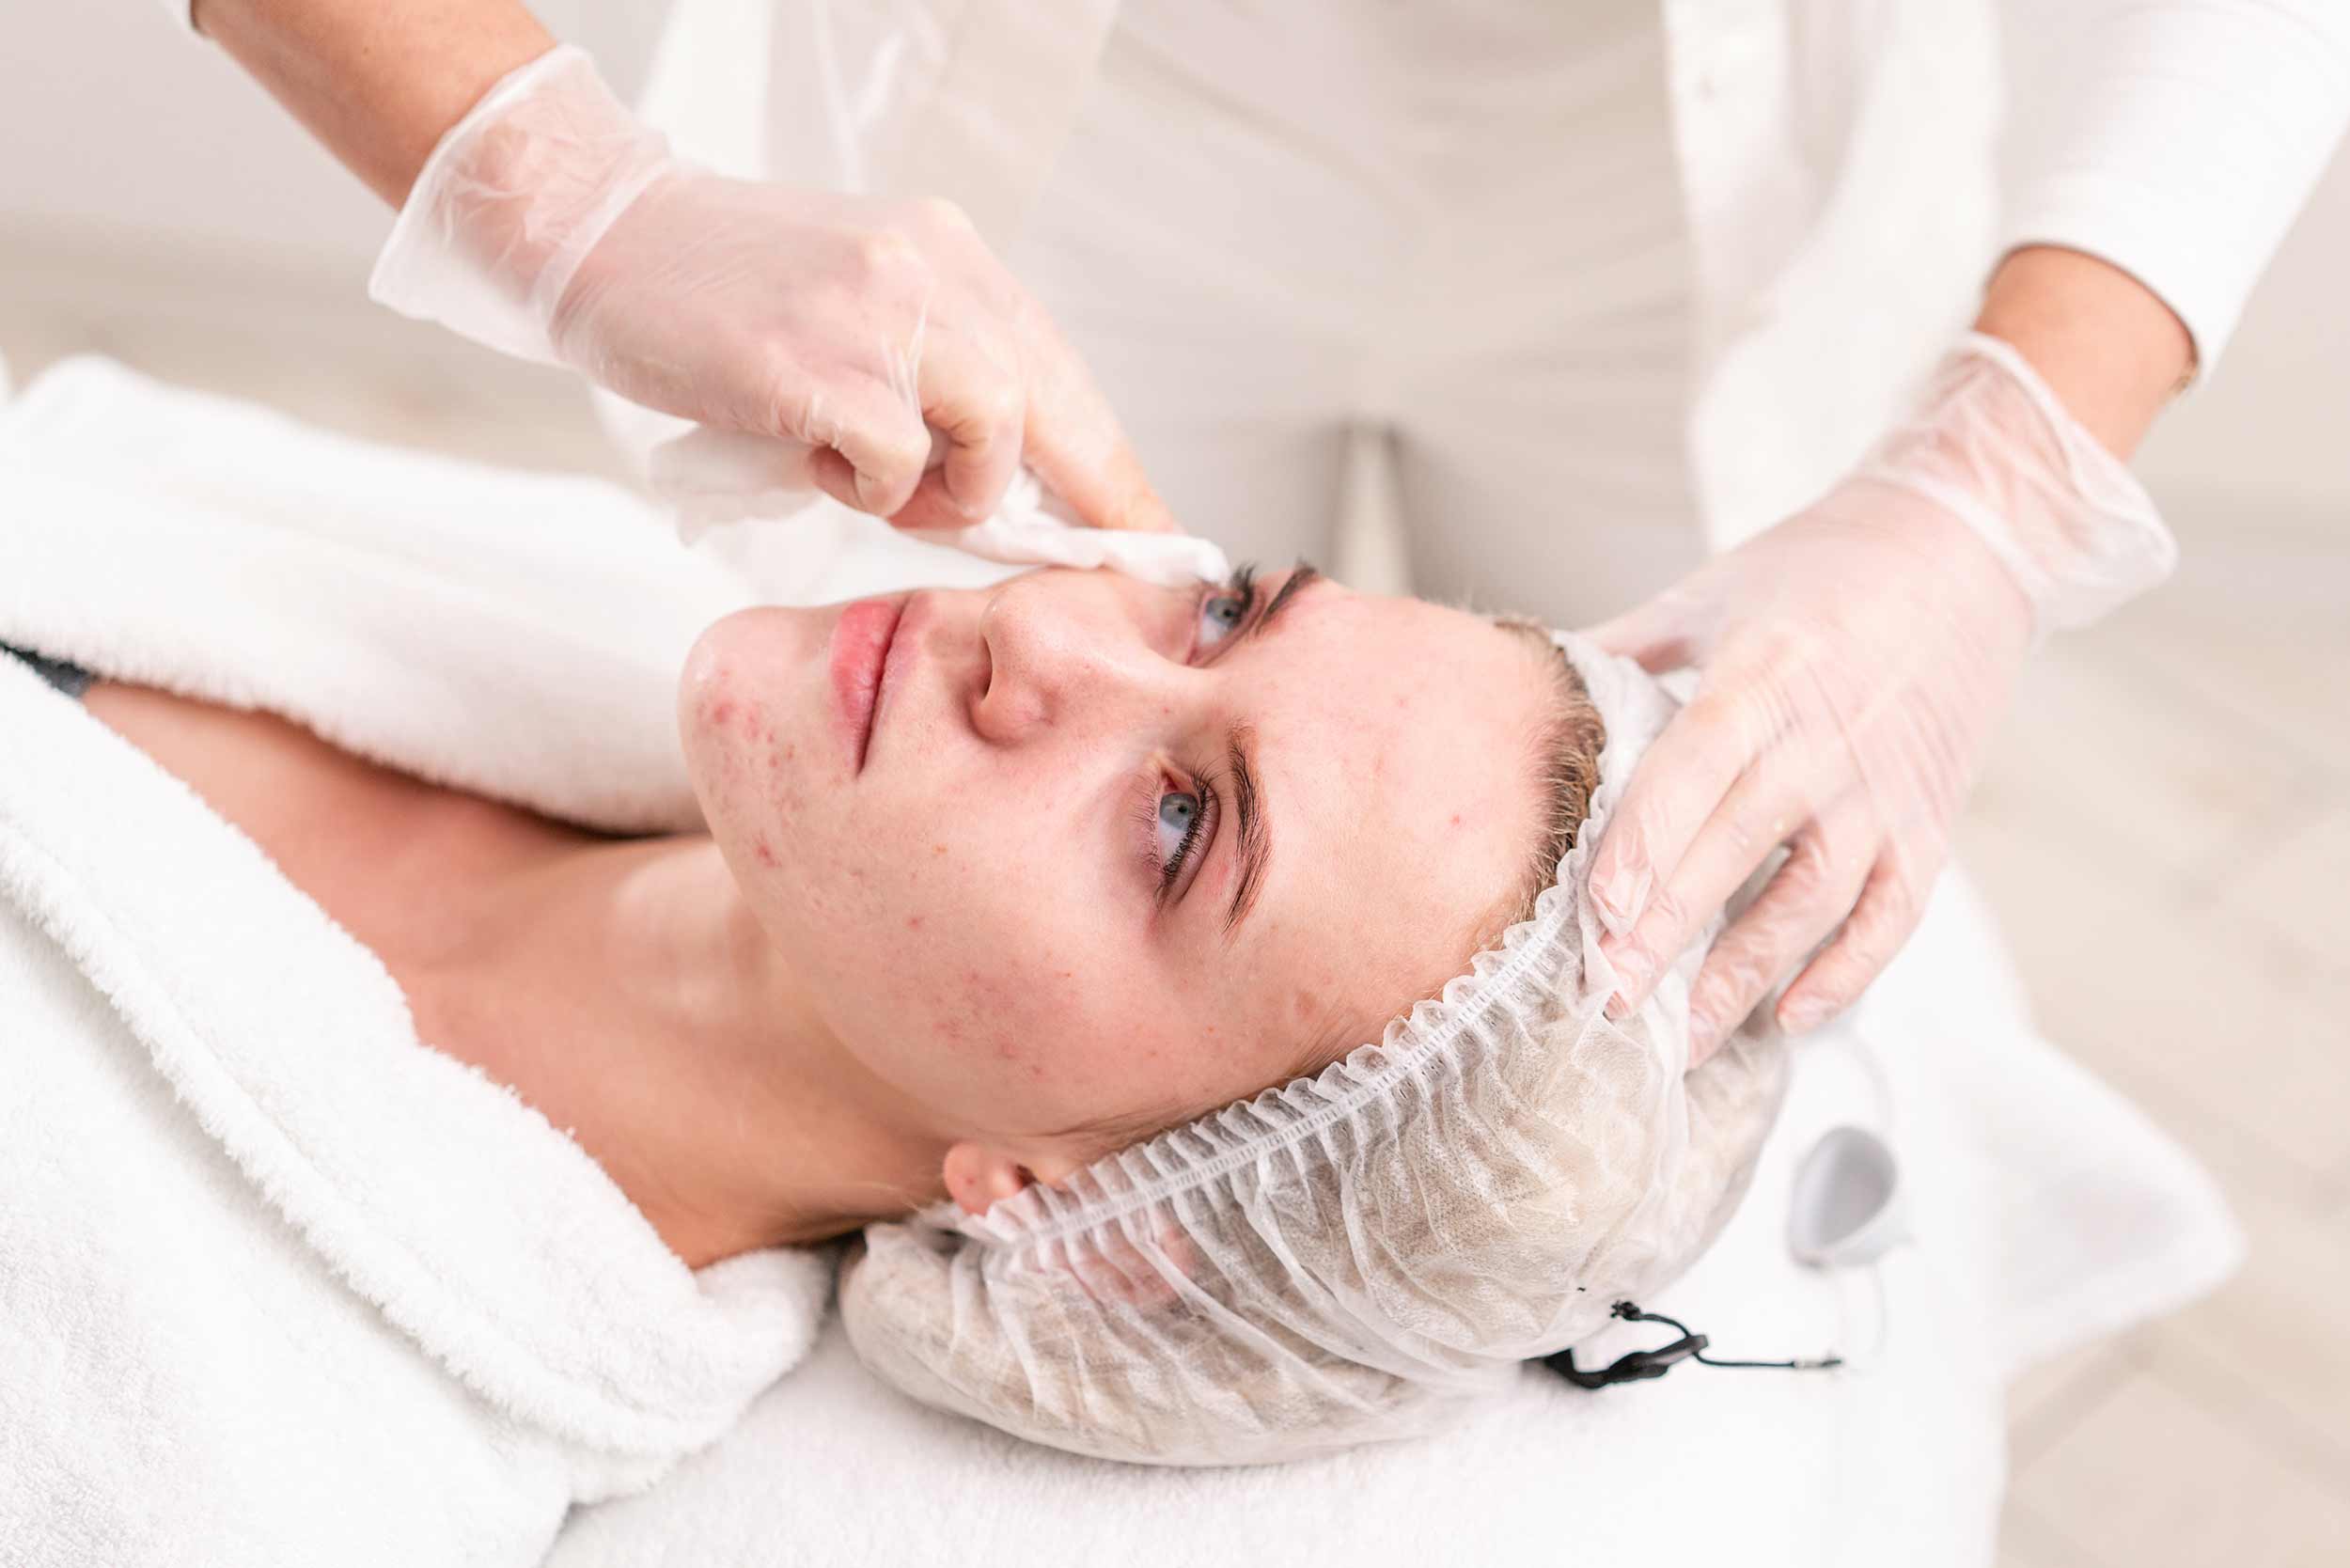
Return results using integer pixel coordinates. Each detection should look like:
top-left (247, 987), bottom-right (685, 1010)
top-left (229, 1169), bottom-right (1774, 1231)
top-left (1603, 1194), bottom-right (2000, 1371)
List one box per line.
top-left (840, 633), bottom-right (1788, 1465)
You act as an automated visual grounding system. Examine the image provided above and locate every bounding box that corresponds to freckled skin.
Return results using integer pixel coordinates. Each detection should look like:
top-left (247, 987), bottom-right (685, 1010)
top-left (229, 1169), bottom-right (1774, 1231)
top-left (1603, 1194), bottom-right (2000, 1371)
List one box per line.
top-left (674, 569), bottom-right (1551, 1167)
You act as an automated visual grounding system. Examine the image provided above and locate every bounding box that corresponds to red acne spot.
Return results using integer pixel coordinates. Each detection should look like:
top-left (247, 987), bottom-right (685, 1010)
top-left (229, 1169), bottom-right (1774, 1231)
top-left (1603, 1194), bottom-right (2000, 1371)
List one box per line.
top-left (708, 697), bottom-right (737, 728)
top-left (932, 843), bottom-right (948, 856)
top-left (906, 915), bottom-right (924, 931)
top-left (995, 1041), bottom-right (1019, 1061)
top-left (752, 837), bottom-right (777, 868)
top-left (1027, 1064), bottom-right (1044, 1080)
top-left (1449, 812), bottom-right (1464, 829)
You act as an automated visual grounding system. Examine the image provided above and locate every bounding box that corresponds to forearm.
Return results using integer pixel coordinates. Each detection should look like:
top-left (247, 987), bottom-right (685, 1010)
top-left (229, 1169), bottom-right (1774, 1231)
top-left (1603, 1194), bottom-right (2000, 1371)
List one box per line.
top-left (1972, 243), bottom-right (2194, 461)
top-left (192, 0), bottom-right (555, 205)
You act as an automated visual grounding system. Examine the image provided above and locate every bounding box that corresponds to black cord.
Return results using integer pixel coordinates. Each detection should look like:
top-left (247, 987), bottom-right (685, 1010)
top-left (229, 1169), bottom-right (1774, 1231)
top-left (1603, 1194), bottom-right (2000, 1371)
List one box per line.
top-left (1543, 1300), bottom-right (1842, 1388)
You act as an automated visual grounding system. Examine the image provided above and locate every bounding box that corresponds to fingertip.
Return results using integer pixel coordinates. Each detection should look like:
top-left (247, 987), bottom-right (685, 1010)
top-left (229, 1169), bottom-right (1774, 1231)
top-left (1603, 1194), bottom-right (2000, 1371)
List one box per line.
top-left (1590, 874), bottom-right (1646, 938)
top-left (1073, 470), bottom-right (1177, 534)
top-left (1108, 484), bottom-right (1179, 534)
top-left (1777, 990), bottom-right (1835, 1035)
top-left (1025, 413), bottom-right (1176, 532)
top-left (939, 436), bottom-right (1020, 525)
top-left (808, 446), bottom-right (923, 520)
top-left (888, 469), bottom-right (1005, 532)
top-left (854, 463), bottom-right (921, 519)
top-left (1575, 605), bottom-right (1686, 672)
top-left (807, 449), bottom-right (864, 513)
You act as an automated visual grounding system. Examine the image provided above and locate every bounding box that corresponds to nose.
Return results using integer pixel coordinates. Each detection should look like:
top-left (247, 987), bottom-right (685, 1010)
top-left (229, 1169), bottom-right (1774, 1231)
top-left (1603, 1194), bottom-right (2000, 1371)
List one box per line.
top-left (971, 573), bottom-right (1174, 745)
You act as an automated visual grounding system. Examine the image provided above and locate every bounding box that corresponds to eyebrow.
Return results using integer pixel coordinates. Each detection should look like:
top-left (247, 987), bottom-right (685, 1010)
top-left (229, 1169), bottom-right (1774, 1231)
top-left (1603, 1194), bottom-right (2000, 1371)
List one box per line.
top-left (1219, 564), bottom-right (1320, 933)
top-left (1224, 727), bottom-right (1270, 934)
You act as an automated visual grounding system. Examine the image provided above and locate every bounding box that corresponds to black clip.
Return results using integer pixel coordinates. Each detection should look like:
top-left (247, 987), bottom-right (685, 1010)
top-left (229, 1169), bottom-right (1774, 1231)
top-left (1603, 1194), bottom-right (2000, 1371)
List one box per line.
top-left (1544, 1299), bottom-right (1708, 1388)
top-left (1544, 1328), bottom-right (1711, 1388)
top-left (1543, 1298), bottom-right (1844, 1387)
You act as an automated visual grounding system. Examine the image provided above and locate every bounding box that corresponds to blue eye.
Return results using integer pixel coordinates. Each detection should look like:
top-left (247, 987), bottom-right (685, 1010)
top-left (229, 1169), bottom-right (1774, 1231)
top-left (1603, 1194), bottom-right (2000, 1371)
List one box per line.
top-left (1156, 789), bottom-right (1202, 877)
top-left (1195, 566), bottom-right (1257, 653)
top-left (1196, 590), bottom-right (1248, 650)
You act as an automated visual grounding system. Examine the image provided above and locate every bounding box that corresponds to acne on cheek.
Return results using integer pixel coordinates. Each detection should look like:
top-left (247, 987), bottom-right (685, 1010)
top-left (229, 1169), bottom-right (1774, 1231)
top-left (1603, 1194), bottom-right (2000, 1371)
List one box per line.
top-left (940, 966), bottom-right (1016, 1067)
top-left (937, 962), bottom-right (1089, 1087)
top-left (694, 679), bottom-right (767, 740)
top-left (694, 682), bottom-right (795, 813)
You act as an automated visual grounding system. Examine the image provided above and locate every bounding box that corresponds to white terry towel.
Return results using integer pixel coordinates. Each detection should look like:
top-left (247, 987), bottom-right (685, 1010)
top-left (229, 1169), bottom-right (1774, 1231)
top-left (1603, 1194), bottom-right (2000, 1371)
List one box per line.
top-left (0, 361), bottom-right (832, 1568)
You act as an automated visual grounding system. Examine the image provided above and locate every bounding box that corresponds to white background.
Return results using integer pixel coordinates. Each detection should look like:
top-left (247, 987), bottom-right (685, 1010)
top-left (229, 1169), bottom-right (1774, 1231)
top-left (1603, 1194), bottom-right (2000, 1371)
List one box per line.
top-left (1, 0), bottom-right (2342, 516)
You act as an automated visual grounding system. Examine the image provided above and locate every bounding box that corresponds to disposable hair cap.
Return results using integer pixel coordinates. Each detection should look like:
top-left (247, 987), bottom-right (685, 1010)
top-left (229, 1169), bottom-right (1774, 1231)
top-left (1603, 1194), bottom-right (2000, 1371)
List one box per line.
top-left (841, 632), bottom-right (1790, 1465)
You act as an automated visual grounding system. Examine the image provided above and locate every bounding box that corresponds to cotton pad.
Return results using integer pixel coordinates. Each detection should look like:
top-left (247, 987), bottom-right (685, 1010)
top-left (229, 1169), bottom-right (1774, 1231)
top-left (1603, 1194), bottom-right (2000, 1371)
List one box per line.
top-left (650, 426), bottom-right (1231, 588)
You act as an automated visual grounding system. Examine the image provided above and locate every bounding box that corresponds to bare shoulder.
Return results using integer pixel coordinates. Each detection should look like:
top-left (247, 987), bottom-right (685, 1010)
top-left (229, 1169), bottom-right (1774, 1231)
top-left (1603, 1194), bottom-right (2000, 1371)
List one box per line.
top-left (80, 680), bottom-right (580, 962)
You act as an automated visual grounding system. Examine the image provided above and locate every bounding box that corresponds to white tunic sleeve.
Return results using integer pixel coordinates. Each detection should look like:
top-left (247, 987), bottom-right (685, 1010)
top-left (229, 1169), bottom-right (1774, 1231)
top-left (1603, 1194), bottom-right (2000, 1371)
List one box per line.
top-left (2000, 0), bottom-right (2350, 370)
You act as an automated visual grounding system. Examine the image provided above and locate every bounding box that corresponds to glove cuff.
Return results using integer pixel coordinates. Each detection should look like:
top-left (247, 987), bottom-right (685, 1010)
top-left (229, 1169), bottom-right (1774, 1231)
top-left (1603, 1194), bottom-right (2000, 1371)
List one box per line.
top-left (368, 44), bottom-right (672, 365)
top-left (1857, 331), bottom-right (2179, 635)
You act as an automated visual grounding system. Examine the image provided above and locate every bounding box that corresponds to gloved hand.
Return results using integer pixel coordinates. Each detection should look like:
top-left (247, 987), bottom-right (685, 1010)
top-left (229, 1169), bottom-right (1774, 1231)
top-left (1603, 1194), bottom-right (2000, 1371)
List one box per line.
top-left (1582, 332), bottom-right (2178, 1064)
top-left (368, 44), bottom-right (1171, 534)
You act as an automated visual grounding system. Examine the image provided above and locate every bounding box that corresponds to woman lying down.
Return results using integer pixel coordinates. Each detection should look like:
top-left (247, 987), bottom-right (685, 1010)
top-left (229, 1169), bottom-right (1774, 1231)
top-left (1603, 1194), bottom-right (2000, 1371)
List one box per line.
top-left (0, 558), bottom-right (1780, 1559)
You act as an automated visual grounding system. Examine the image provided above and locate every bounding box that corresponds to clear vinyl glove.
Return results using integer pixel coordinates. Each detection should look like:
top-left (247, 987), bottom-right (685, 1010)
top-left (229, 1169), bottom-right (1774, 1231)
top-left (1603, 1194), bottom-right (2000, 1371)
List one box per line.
top-left (368, 44), bottom-right (1172, 532)
top-left (1582, 331), bottom-right (2179, 1064)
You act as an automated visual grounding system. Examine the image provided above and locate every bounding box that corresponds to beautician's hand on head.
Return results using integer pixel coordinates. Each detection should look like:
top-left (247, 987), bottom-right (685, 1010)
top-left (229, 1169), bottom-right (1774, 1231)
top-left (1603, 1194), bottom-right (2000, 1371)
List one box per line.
top-left (370, 46), bottom-right (1173, 533)
top-left (1579, 474), bottom-right (2037, 1064)
top-left (1582, 249), bottom-right (2193, 1065)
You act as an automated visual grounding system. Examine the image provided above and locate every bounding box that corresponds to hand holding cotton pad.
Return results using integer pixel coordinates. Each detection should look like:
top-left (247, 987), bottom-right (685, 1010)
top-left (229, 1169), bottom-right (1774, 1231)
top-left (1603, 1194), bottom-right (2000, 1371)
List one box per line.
top-left (651, 426), bottom-right (1231, 589)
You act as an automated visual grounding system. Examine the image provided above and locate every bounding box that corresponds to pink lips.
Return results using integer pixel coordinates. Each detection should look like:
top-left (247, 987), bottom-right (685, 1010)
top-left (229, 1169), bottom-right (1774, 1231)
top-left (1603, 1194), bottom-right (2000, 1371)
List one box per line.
top-left (830, 596), bottom-right (904, 773)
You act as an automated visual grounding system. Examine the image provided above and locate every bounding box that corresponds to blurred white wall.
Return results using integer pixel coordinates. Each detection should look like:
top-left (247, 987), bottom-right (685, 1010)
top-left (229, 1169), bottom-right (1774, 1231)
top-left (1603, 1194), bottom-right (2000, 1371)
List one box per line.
top-left (0, 0), bottom-right (2342, 513)
top-left (0, 0), bottom-right (663, 274)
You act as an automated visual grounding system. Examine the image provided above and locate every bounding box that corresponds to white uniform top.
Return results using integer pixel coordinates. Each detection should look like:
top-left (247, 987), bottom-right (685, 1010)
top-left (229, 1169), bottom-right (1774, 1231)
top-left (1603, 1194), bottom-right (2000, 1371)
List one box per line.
top-left (167, 0), bottom-right (2350, 543)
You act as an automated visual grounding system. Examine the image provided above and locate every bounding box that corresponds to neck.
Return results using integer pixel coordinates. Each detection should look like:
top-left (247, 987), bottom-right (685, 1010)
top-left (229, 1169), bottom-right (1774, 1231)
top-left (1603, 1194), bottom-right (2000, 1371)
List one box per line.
top-left (408, 834), bottom-right (945, 1268)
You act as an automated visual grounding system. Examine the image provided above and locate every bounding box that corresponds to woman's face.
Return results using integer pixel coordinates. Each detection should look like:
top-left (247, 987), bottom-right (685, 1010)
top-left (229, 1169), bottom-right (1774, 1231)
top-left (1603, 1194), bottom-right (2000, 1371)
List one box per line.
top-left (678, 566), bottom-right (1554, 1189)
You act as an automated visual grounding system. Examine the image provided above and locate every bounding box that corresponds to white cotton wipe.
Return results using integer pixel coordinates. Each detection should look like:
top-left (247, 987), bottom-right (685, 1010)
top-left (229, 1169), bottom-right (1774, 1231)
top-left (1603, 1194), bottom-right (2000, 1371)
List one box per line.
top-left (650, 425), bottom-right (1230, 589)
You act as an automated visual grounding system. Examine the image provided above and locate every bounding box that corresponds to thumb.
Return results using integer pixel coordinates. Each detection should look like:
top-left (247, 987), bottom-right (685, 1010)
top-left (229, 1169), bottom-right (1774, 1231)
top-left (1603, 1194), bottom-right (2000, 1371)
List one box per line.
top-left (1576, 584), bottom-right (1710, 674)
